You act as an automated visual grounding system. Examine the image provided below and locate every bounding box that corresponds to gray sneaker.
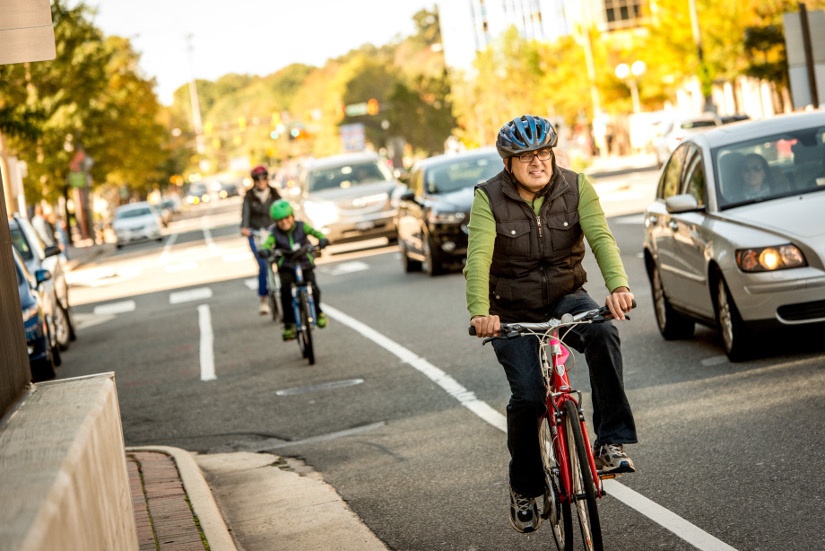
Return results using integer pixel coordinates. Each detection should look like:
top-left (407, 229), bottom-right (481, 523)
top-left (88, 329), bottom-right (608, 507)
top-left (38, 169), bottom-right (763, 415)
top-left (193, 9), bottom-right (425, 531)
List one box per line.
top-left (594, 443), bottom-right (635, 474)
top-left (509, 487), bottom-right (542, 533)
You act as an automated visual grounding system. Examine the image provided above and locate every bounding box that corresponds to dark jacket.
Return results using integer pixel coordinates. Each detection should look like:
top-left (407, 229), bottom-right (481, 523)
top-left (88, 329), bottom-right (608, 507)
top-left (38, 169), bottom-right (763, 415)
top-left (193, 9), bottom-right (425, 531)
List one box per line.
top-left (241, 186), bottom-right (281, 230)
top-left (265, 221), bottom-right (322, 272)
top-left (477, 166), bottom-right (586, 322)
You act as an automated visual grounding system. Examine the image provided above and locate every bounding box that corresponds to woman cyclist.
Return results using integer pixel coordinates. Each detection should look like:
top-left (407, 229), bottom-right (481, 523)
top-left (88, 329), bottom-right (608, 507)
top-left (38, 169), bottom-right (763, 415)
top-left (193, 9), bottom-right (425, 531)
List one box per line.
top-left (241, 165), bottom-right (281, 315)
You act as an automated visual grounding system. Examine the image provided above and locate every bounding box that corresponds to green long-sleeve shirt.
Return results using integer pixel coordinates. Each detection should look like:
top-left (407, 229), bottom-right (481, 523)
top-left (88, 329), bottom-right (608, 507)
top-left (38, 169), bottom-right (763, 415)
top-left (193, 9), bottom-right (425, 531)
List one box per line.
top-left (464, 172), bottom-right (629, 318)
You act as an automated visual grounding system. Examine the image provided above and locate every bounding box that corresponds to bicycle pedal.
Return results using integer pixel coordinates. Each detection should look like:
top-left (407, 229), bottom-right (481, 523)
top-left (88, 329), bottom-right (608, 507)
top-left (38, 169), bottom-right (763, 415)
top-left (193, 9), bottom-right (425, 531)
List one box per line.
top-left (598, 472), bottom-right (618, 480)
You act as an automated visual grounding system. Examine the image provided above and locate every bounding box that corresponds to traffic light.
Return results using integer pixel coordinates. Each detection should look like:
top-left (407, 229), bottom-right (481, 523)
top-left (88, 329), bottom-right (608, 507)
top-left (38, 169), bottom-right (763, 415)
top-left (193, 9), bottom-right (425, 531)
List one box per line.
top-left (367, 98), bottom-right (380, 116)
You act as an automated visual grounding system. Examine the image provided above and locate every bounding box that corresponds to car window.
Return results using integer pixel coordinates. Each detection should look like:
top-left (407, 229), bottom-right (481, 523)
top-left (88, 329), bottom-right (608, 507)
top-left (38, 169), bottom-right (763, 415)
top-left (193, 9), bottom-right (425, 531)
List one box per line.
top-left (307, 161), bottom-right (392, 192)
top-left (714, 122), bottom-right (825, 209)
top-left (9, 226), bottom-right (34, 262)
top-left (425, 156), bottom-right (500, 194)
top-left (658, 145), bottom-right (687, 199)
top-left (116, 207), bottom-right (153, 219)
top-left (682, 146), bottom-right (706, 207)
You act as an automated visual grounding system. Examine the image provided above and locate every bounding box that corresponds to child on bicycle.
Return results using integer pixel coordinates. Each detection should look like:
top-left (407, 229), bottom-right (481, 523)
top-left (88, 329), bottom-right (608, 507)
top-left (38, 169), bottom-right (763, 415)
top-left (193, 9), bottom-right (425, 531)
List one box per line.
top-left (260, 199), bottom-right (330, 340)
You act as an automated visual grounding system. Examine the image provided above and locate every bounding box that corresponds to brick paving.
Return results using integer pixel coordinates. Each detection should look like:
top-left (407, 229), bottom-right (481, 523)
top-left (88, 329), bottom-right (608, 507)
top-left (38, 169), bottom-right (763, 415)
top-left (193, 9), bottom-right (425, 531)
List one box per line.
top-left (128, 451), bottom-right (207, 551)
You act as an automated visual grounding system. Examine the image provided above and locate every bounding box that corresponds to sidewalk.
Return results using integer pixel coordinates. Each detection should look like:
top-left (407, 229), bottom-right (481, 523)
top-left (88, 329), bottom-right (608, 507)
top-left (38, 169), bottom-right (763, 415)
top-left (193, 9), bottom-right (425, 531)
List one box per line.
top-left (126, 447), bottom-right (389, 551)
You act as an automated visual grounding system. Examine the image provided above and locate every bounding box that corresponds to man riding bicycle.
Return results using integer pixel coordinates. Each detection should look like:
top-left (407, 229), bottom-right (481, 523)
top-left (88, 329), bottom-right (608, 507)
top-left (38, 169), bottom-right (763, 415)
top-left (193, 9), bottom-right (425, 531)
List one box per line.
top-left (464, 114), bottom-right (638, 534)
top-left (260, 199), bottom-right (330, 340)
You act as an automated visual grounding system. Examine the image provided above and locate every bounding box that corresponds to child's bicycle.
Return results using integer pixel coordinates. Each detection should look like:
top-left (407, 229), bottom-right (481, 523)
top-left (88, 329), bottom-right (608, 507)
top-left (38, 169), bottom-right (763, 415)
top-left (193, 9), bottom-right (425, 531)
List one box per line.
top-left (470, 301), bottom-right (635, 551)
top-left (262, 242), bottom-right (323, 365)
top-left (250, 229), bottom-right (280, 322)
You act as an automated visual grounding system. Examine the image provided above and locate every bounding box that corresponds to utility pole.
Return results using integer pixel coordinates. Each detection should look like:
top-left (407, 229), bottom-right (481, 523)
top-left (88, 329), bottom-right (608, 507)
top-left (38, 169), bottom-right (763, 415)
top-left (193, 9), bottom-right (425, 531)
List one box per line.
top-left (688, 0), bottom-right (715, 112)
top-left (185, 34), bottom-right (206, 159)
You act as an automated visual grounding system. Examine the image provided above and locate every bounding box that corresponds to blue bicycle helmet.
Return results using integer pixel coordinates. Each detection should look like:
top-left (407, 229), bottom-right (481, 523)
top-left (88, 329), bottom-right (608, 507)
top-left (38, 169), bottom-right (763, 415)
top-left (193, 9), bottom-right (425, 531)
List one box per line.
top-left (496, 115), bottom-right (558, 159)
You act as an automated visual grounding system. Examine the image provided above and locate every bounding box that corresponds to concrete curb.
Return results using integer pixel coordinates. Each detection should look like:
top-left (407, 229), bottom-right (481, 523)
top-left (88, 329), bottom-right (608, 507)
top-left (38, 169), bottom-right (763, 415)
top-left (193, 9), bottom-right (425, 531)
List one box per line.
top-left (127, 445), bottom-right (238, 551)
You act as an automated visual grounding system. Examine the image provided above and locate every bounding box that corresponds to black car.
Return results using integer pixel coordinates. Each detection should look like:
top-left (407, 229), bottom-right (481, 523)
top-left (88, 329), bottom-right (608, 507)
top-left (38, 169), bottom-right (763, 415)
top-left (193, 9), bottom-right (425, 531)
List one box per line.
top-left (9, 213), bottom-right (76, 350)
top-left (396, 147), bottom-right (502, 275)
top-left (13, 246), bottom-right (61, 381)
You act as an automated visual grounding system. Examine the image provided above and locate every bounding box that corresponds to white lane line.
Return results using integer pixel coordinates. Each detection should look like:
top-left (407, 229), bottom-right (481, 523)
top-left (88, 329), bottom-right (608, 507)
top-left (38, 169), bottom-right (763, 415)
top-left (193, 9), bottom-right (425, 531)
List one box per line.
top-left (322, 304), bottom-right (507, 432)
top-left (170, 287), bottom-right (213, 304)
top-left (322, 303), bottom-right (738, 551)
top-left (201, 216), bottom-right (219, 255)
top-left (160, 233), bottom-right (179, 264)
top-left (198, 304), bottom-right (216, 381)
top-left (94, 300), bottom-right (136, 315)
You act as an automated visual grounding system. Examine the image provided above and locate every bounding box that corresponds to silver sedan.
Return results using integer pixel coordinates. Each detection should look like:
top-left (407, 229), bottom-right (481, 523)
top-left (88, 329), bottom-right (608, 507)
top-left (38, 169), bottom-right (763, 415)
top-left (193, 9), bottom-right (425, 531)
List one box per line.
top-left (643, 110), bottom-right (825, 361)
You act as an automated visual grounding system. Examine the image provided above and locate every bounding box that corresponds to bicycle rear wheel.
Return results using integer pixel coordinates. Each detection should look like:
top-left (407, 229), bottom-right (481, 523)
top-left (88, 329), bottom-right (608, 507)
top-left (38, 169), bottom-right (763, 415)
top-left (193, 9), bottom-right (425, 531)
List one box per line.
top-left (540, 414), bottom-right (572, 551)
top-left (561, 399), bottom-right (602, 551)
top-left (297, 292), bottom-right (315, 365)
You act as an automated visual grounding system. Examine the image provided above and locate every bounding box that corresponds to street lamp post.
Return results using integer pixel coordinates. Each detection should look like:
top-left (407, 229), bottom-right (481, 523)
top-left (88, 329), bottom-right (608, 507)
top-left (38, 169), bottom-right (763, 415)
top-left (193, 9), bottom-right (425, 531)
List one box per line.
top-left (615, 61), bottom-right (647, 113)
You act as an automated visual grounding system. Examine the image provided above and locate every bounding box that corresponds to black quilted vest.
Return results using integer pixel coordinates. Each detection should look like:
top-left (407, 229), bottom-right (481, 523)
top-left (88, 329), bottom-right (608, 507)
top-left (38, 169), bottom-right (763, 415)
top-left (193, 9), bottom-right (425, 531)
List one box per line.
top-left (477, 167), bottom-right (586, 323)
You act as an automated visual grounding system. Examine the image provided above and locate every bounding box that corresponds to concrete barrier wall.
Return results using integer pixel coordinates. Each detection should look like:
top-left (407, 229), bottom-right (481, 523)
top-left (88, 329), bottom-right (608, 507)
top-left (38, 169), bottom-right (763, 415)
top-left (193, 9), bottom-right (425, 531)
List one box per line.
top-left (0, 372), bottom-right (138, 551)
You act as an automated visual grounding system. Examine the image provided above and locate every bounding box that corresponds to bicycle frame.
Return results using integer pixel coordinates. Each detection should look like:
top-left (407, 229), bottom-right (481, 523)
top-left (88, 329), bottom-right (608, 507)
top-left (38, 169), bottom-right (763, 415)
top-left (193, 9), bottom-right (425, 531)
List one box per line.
top-left (541, 331), bottom-right (604, 502)
top-left (290, 262), bottom-right (317, 332)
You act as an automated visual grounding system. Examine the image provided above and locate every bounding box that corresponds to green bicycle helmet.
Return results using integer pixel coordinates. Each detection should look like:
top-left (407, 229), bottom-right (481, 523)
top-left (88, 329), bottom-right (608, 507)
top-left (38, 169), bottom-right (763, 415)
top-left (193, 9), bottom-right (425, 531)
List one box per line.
top-left (270, 199), bottom-right (294, 221)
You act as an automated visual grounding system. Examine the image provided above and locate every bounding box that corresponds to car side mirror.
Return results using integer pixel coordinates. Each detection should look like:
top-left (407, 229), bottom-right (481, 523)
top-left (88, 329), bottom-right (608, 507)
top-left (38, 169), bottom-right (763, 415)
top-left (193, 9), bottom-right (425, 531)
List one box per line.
top-left (665, 193), bottom-right (703, 214)
top-left (43, 244), bottom-right (62, 258)
top-left (399, 191), bottom-right (416, 202)
top-left (35, 268), bottom-right (52, 285)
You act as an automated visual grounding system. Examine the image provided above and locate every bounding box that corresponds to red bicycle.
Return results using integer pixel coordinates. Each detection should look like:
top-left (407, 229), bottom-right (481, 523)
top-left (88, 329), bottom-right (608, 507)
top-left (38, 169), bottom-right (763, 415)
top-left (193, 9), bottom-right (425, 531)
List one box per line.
top-left (473, 302), bottom-right (634, 551)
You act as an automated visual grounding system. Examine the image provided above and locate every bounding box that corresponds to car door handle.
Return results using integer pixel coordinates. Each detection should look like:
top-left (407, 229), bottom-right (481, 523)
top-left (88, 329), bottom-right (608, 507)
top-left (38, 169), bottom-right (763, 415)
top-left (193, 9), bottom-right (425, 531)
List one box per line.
top-left (668, 221), bottom-right (679, 232)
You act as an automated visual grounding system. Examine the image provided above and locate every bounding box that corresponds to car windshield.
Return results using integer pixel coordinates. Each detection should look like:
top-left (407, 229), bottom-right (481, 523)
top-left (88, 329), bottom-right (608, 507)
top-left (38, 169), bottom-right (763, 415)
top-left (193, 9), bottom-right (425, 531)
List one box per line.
top-left (9, 226), bottom-right (34, 262)
top-left (307, 161), bottom-right (392, 192)
top-left (116, 207), bottom-right (153, 219)
top-left (714, 123), bottom-right (825, 209)
top-left (425, 155), bottom-right (501, 194)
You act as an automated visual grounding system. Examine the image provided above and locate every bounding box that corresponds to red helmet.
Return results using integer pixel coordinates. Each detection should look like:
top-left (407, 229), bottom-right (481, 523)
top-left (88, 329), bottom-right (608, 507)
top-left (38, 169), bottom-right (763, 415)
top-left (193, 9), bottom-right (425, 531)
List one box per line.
top-left (251, 165), bottom-right (269, 179)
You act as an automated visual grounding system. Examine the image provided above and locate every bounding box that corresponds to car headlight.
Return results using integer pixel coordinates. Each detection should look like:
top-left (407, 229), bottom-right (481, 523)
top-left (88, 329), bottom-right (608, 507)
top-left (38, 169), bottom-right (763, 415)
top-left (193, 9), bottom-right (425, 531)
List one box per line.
top-left (302, 200), bottom-right (339, 226)
top-left (428, 211), bottom-right (466, 224)
top-left (735, 244), bottom-right (807, 272)
top-left (22, 305), bottom-right (39, 323)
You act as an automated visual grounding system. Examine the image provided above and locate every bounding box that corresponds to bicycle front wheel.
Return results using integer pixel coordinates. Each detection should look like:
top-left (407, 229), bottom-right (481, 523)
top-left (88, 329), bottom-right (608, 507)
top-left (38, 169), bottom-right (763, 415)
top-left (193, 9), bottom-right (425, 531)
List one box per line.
top-left (540, 414), bottom-right (572, 551)
top-left (297, 292), bottom-right (315, 365)
top-left (267, 267), bottom-right (280, 322)
top-left (561, 399), bottom-right (602, 551)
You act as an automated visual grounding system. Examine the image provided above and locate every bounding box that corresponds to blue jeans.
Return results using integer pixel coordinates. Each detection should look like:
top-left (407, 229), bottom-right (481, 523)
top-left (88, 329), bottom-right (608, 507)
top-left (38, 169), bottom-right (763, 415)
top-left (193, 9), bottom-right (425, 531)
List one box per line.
top-left (247, 235), bottom-right (268, 298)
top-left (491, 289), bottom-right (637, 497)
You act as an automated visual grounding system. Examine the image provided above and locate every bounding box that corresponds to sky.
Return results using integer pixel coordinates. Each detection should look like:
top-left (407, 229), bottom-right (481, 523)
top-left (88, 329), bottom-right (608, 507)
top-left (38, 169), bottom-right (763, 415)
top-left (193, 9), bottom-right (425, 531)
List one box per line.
top-left (80, 0), bottom-right (438, 105)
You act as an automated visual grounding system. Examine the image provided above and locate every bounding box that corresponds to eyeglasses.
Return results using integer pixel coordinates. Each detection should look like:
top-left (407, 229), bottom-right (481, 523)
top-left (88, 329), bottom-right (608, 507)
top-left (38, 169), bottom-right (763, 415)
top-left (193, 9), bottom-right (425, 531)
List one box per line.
top-left (254, 174), bottom-right (269, 181)
top-left (516, 148), bottom-right (553, 163)
top-left (743, 165), bottom-right (763, 173)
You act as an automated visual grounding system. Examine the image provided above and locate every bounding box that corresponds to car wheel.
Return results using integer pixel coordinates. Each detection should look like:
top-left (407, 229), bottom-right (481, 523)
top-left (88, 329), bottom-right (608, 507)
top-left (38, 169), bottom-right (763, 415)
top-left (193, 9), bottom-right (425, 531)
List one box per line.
top-left (31, 327), bottom-right (59, 382)
top-left (716, 277), bottom-right (752, 362)
top-left (649, 264), bottom-right (694, 339)
top-left (53, 300), bottom-right (73, 351)
top-left (400, 241), bottom-right (422, 273)
top-left (424, 237), bottom-right (445, 277)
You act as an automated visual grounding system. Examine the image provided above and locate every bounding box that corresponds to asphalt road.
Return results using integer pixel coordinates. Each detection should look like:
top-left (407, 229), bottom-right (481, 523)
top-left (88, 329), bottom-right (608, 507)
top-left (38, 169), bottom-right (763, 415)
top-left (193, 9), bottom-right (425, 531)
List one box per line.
top-left (60, 181), bottom-right (825, 551)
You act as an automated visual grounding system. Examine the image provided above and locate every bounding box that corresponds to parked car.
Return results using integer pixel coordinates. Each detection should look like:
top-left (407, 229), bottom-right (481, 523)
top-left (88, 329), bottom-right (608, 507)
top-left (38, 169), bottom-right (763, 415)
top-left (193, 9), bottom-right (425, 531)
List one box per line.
top-left (13, 246), bottom-right (61, 381)
top-left (294, 151), bottom-right (401, 245)
top-left (396, 147), bottom-right (502, 275)
top-left (9, 213), bottom-right (76, 351)
top-left (112, 201), bottom-right (164, 249)
top-left (643, 110), bottom-right (825, 361)
top-left (653, 112), bottom-right (722, 167)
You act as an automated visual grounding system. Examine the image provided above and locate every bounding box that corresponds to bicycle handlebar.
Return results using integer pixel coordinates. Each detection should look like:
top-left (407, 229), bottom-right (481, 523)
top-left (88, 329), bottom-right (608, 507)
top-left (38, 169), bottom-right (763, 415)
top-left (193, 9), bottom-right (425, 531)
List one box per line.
top-left (468, 299), bottom-right (637, 338)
